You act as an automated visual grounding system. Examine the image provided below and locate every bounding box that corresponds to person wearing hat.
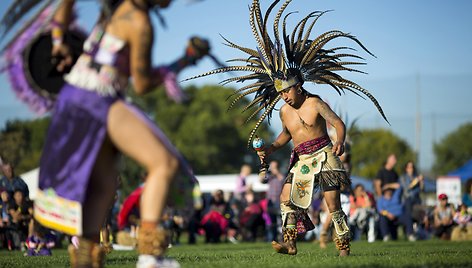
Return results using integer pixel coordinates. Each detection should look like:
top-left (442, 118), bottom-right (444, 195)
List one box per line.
top-left (377, 183), bottom-right (416, 242)
top-left (433, 193), bottom-right (455, 240)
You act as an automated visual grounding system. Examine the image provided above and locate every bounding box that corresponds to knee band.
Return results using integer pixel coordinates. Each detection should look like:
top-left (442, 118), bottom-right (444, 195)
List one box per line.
top-left (331, 210), bottom-right (350, 238)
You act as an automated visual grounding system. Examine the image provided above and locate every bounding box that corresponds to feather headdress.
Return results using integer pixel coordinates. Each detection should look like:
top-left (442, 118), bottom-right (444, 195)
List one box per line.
top-left (187, 0), bottom-right (387, 147)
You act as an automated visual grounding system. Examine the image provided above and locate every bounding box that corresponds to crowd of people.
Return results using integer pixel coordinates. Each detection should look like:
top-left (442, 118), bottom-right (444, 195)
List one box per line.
top-left (177, 155), bottom-right (472, 246)
top-left (2, 153), bottom-right (472, 256)
top-left (0, 160), bottom-right (59, 255)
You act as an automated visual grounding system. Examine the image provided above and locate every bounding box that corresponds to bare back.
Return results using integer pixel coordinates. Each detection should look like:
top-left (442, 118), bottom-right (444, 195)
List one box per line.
top-left (102, 1), bottom-right (155, 94)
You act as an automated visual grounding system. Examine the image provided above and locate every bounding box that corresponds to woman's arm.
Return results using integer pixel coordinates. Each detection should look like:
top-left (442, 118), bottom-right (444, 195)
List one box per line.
top-left (51, 0), bottom-right (75, 71)
top-left (52, 0), bottom-right (75, 27)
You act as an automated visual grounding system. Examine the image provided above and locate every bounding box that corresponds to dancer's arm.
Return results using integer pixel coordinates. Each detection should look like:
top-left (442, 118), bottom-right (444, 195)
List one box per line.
top-left (51, 0), bottom-right (75, 71)
top-left (315, 98), bottom-right (346, 156)
top-left (257, 106), bottom-right (291, 162)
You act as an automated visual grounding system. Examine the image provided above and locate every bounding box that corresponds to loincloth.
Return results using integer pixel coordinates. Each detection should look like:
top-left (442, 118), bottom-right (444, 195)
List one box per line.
top-left (285, 137), bottom-right (349, 209)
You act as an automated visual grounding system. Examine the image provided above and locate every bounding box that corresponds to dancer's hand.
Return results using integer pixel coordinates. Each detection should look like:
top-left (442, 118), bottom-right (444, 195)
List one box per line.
top-left (52, 43), bottom-right (73, 72)
top-left (332, 141), bottom-right (344, 156)
top-left (256, 149), bottom-right (267, 164)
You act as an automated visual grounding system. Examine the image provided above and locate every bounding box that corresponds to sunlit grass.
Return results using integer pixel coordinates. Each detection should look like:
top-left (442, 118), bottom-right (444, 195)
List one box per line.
top-left (1, 240), bottom-right (471, 267)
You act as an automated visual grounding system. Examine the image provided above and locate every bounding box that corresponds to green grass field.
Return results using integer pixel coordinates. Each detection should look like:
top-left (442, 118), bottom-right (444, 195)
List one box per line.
top-left (1, 240), bottom-right (472, 268)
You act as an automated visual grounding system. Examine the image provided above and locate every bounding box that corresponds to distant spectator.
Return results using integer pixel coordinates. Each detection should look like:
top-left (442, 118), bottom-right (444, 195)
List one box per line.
top-left (210, 189), bottom-right (227, 214)
top-left (0, 162), bottom-right (29, 199)
top-left (462, 179), bottom-right (472, 211)
top-left (374, 154), bottom-right (399, 197)
top-left (0, 188), bottom-right (12, 249)
top-left (349, 184), bottom-right (376, 243)
top-left (451, 204), bottom-right (472, 241)
top-left (0, 188), bottom-right (10, 226)
top-left (399, 161), bottom-right (424, 221)
top-left (454, 204), bottom-right (471, 227)
top-left (234, 164), bottom-right (252, 203)
top-left (377, 183), bottom-right (415, 242)
top-left (239, 190), bottom-right (263, 242)
top-left (8, 189), bottom-right (33, 249)
top-left (260, 160), bottom-right (284, 242)
top-left (433, 193), bottom-right (455, 240)
top-left (201, 190), bottom-right (231, 243)
top-left (25, 222), bottom-right (56, 256)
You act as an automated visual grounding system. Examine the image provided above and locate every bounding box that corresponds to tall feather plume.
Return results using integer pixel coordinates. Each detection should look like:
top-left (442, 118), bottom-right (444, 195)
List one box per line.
top-left (219, 74), bottom-right (261, 86)
top-left (183, 0), bottom-right (388, 148)
top-left (227, 87), bottom-right (260, 111)
top-left (0, 0), bottom-right (46, 38)
top-left (273, 0), bottom-right (292, 48)
top-left (249, 2), bottom-right (271, 71)
top-left (247, 95), bottom-right (282, 147)
top-left (244, 105), bottom-right (265, 124)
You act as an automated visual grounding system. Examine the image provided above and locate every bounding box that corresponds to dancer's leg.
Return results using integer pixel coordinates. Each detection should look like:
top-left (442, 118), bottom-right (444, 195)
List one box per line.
top-left (324, 190), bottom-right (350, 256)
top-left (70, 137), bottom-right (118, 268)
top-left (108, 101), bottom-right (178, 226)
top-left (272, 183), bottom-right (298, 255)
top-left (108, 101), bottom-right (179, 267)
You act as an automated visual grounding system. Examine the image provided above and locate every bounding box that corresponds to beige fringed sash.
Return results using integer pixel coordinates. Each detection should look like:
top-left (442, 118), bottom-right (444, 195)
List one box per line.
top-left (289, 144), bottom-right (344, 208)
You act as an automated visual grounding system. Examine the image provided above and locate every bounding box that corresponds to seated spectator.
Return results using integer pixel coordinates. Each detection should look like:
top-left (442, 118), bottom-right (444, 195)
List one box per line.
top-left (25, 222), bottom-right (56, 256)
top-left (433, 193), bottom-right (455, 240)
top-left (0, 188), bottom-right (12, 249)
top-left (349, 184), bottom-right (377, 242)
top-left (200, 190), bottom-right (230, 243)
top-left (8, 189), bottom-right (33, 250)
top-left (451, 203), bottom-right (472, 241)
top-left (377, 183), bottom-right (416, 242)
top-left (239, 190), bottom-right (264, 242)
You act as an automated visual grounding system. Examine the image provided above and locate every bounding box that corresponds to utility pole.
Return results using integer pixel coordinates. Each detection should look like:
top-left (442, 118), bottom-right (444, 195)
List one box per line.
top-left (415, 74), bottom-right (421, 168)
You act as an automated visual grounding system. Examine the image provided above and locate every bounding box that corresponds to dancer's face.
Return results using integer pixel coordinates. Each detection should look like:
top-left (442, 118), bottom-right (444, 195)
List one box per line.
top-left (281, 84), bottom-right (303, 108)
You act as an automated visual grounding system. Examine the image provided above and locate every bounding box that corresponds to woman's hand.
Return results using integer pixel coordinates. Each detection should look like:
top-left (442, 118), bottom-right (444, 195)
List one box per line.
top-left (51, 43), bottom-right (73, 72)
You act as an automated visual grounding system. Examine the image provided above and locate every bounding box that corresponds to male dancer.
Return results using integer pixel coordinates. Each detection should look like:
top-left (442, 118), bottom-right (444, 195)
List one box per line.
top-left (257, 82), bottom-right (351, 256)
top-left (184, 0), bottom-right (388, 257)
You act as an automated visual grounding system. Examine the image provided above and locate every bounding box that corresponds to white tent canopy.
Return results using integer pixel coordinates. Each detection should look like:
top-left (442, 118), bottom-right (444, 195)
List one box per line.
top-left (20, 167), bottom-right (39, 200)
top-left (197, 174), bottom-right (268, 194)
top-left (20, 167), bottom-right (381, 199)
top-left (19, 168), bottom-right (268, 200)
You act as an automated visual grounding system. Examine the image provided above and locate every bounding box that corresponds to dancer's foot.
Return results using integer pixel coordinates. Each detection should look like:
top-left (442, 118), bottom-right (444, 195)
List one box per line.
top-left (271, 241), bottom-right (297, 255)
top-left (339, 249), bottom-right (350, 257)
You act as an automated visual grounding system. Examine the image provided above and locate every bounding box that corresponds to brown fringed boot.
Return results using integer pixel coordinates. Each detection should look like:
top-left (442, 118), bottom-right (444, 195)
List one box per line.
top-left (271, 212), bottom-right (298, 255)
top-left (272, 227), bottom-right (298, 255)
top-left (331, 210), bottom-right (351, 257)
top-left (68, 237), bottom-right (105, 268)
top-left (136, 227), bottom-right (180, 268)
top-left (101, 242), bottom-right (113, 255)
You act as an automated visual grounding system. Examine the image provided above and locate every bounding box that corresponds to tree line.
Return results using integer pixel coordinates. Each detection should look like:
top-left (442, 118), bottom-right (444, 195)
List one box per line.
top-left (1, 84), bottom-right (471, 197)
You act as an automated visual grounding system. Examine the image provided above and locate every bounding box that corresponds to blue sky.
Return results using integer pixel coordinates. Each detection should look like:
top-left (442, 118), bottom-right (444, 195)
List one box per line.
top-left (1, 0), bottom-right (471, 172)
